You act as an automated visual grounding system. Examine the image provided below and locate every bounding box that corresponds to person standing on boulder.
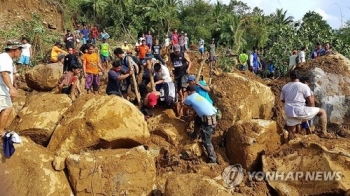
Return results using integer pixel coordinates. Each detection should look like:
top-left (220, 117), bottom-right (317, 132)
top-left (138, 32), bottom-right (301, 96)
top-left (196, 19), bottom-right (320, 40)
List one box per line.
top-left (82, 44), bottom-right (105, 94)
top-left (170, 44), bottom-right (192, 103)
top-left (0, 41), bottom-right (23, 137)
top-left (184, 85), bottom-right (218, 163)
top-left (281, 70), bottom-right (331, 141)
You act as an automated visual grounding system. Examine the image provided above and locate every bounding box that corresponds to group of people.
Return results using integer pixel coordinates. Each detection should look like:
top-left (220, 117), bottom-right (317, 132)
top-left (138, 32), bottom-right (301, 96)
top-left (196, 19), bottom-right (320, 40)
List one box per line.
top-left (49, 27), bottom-right (221, 164)
top-left (288, 42), bottom-right (334, 70)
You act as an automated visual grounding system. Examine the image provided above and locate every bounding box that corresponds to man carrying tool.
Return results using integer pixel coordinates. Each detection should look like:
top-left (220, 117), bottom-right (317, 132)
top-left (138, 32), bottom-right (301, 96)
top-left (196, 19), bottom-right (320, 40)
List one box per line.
top-left (114, 48), bottom-right (139, 98)
top-left (185, 84), bottom-right (218, 164)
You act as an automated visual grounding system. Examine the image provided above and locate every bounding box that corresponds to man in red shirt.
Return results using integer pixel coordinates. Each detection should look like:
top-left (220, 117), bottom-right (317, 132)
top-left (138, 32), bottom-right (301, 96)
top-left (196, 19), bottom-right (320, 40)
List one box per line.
top-left (138, 40), bottom-right (150, 61)
top-left (171, 29), bottom-right (179, 45)
top-left (91, 26), bottom-right (99, 45)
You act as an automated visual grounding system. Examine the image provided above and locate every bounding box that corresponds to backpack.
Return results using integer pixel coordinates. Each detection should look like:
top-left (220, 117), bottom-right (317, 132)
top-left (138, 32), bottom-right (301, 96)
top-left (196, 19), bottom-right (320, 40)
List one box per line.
top-left (159, 82), bottom-right (176, 108)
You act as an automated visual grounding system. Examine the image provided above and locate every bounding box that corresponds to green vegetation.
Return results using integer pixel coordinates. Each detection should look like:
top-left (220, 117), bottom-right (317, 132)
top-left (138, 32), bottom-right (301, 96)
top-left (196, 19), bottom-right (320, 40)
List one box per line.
top-left (2, 0), bottom-right (350, 73)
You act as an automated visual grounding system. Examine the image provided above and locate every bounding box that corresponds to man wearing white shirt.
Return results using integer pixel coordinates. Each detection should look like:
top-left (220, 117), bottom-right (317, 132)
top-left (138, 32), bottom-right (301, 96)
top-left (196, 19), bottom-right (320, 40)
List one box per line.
top-left (0, 40), bottom-right (23, 137)
top-left (154, 63), bottom-right (172, 91)
top-left (299, 46), bottom-right (306, 63)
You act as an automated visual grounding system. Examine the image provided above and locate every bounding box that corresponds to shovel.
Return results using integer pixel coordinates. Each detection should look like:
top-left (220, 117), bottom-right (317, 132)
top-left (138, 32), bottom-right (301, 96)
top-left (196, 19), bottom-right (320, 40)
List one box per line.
top-left (127, 56), bottom-right (141, 107)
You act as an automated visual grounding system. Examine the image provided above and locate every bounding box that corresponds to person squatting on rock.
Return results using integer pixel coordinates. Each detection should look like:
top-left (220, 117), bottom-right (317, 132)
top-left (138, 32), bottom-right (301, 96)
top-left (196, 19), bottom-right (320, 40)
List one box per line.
top-left (82, 44), bottom-right (105, 94)
top-left (0, 40), bottom-right (23, 137)
top-left (58, 63), bottom-right (82, 100)
top-left (280, 70), bottom-right (331, 141)
top-left (106, 60), bottom-right (134, 97)
top-left (184, 85), bottom-right (218, 163)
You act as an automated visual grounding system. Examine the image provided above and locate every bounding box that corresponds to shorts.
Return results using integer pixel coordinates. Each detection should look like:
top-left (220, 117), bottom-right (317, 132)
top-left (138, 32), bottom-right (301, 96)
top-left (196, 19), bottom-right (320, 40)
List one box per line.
top-left (199, 48), bottom-right (204, 53)
top-left (61, 85), bottom-right (72, 94)
top-left (174, 73), bottom-right (188, 90)
top-left (301, 120), bottom-right (313, 129)
top-left (18, 55), bottom-right (30, 65)
top-left (180, 45), bottom-right (186, 52)
top-left (209, 56), bottom-right (217, 62)
top-left (286, 107), bottom-right (319, 126)
top-left (0, 95), bottom-right (12, 112)
top-left (100, 55), bottom-right (109, 62)
top-left (85, 73), bottom-right (100, 91)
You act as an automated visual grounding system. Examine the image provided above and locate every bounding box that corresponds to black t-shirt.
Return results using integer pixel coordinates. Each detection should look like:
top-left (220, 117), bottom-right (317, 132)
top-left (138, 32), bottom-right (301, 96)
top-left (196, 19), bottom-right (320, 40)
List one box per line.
top-left (63, 54), bottom-right (78, 72)
top-left (152, 44), bottom-right (162, 54)
top-left (65, 33), bottom-right (75, 49)
top-left (170, 52), bottom-right (188, 76)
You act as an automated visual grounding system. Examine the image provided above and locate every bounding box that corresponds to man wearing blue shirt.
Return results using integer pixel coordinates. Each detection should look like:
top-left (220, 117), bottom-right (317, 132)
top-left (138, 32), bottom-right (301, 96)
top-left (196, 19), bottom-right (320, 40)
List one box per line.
top-left (186, 75), bottom-right (213, 105)
top-left (106, 60), bottom-right (133, 97)
top-left (184, 85), bottom-right (218, 163)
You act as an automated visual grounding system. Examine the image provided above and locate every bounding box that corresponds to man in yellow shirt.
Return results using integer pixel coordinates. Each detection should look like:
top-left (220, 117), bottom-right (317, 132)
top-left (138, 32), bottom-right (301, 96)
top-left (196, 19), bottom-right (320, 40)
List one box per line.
top-left (238, 50), bottom-right (248, 71)
top-left (50, 42), bottom-right (68, 63)
top-left (121, 41), bottom-right (130, 54)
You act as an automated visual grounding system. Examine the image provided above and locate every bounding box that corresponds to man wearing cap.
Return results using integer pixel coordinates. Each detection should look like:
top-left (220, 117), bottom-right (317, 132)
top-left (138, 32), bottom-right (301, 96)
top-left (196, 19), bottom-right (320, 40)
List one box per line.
top-left (0, 41), bottom-right (23, 137)
top-left (170, 44), bottom-right (192, 102)
top-left (187, 75), bottom-right (213, 105)
top-left (50, 42), bottom-right (68, 63)
top-left (184, 84), bottom-right (218, 163)
top-left (281, 70), bottom-right (331, 141)
top-left (144, 91), bottom-right (160, 108)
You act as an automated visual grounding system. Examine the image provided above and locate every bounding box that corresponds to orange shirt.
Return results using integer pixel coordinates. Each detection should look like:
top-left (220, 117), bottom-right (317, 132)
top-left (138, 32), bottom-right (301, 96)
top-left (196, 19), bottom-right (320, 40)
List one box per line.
top-left (82, 53), bottom-right (99, 74)
top-left (138, 45), bottom-right (149, 59)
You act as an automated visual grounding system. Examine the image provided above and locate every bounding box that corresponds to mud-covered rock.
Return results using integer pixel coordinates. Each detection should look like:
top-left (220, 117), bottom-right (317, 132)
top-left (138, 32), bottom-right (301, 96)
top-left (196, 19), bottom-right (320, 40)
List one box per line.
top-left (211, 73), bottom-right (275, 130)
top-left (66, 146), bottom-right (155, 196)
top-left (10, 93), bottom-right (71, 145)
top-left (262, 135), bottom-right (350, 196)
top-left (25, 63), bottom-right (62, 91)
top-left (164, 173), bottom-right (232, 196)
top-left (0, 137), bottom-right (72, 196)
top-left (226, 119), bottom-right (282, 170)
top-left (5, 89), bottom-right (27, 128)
top-left (48, 94), bottom-right (149, 170)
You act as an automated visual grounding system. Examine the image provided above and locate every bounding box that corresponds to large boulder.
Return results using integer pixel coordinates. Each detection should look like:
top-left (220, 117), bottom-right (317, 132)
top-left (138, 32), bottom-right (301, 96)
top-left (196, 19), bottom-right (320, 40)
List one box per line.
top-left (226, 119), bottom-right (282, 170)
top-left (47, 94), bottom-right (150, 170)
top-left (262, 135), bottom-right (350, 196)
top-left (295, 54), bottom-right (350, 126)
top-left (211, 73), bottom-right (275, 130)
top-left (0, 137), bottom-right (73, 196)
top-left (164, 173), bottom-right (232, 196)
top-left (9, 93), bottom-right (71, 145)
top-left (66, 146), bottom-right (156, 196)
top-left (25, 63), bottom-right (63, 91)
